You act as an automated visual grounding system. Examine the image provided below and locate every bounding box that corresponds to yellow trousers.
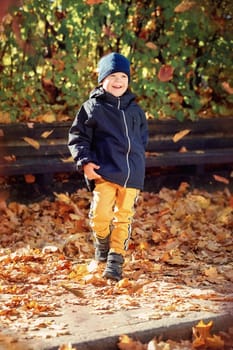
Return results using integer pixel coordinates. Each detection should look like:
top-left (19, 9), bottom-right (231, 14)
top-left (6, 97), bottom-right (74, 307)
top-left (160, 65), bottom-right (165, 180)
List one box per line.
top-left (89, 179), bottom-right (139, 256)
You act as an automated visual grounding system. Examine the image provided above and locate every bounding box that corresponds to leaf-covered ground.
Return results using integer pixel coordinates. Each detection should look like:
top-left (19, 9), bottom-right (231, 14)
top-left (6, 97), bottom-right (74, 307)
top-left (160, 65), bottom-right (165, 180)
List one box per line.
top-left (0, 181), bottom-right (233, 349)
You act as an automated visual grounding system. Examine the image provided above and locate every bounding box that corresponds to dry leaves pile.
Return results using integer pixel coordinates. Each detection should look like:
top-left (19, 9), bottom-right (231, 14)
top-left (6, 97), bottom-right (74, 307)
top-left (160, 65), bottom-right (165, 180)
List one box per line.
top-left (0, 182), bottom-right (233, 348)
top-left (117, 319), bottom-right (233, 350)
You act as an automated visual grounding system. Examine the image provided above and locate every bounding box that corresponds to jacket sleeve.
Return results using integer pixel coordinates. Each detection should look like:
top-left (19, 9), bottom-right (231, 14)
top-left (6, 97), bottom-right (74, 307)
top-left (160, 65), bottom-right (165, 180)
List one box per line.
top-left (68, 105), bottom-right (95, 170)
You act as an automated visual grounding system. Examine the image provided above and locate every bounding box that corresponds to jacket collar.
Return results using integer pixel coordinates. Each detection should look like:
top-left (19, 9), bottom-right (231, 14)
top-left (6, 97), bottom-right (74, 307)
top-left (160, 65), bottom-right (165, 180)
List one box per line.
top-left (90, 86), bottom-right (135, 109)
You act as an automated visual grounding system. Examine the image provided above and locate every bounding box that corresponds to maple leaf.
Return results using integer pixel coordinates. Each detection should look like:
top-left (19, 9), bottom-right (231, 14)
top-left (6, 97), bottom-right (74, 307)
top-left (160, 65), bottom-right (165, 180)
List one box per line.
top-left (192, 320), bottom-right (225, 349)
top-left (118, 334), bottom-right (145, 350)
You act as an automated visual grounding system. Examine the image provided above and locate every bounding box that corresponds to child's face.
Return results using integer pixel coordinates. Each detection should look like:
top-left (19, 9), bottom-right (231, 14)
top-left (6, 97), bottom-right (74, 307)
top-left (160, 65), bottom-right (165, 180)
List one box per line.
top-left (102, 72), bottom-right (128, 97)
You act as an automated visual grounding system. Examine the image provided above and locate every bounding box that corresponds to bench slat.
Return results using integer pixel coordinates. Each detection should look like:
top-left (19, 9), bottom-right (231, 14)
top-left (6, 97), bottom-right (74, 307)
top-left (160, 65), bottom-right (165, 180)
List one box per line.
top-left (0, 118), bottom-right (232, 177)
top-left (146, 148), bottom-right (233, 167)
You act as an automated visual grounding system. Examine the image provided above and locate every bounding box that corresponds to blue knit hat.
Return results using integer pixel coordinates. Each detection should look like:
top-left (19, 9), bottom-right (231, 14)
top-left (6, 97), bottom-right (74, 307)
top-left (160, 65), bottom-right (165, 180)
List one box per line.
top-left (98, 52), bottom-right (130, 84)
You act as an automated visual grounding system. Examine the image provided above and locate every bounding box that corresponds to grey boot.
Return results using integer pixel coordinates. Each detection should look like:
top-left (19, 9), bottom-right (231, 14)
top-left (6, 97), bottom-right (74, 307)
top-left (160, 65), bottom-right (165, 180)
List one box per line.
top-left (95, 236), bottom-right (109, 262)
top-left (103, 252), bottom-right (124, 281)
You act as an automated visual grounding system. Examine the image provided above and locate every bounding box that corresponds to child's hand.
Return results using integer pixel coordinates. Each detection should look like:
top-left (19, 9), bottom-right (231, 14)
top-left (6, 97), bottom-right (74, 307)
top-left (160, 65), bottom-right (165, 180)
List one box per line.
top-left (83, 162), bottom-right (102, 180)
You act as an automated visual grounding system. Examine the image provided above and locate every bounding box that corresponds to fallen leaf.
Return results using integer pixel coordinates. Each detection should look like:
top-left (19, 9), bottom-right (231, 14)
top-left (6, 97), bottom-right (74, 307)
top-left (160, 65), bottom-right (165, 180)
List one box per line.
top-left (118, 334), bottom-right (145, 350)
top-left (61, 285), bottom-right (85, 298)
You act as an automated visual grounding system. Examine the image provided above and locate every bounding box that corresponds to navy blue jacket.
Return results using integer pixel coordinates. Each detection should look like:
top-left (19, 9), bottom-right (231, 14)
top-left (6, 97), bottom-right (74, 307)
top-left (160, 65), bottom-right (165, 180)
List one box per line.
top-left (68, 86), bottom-right (148, 190)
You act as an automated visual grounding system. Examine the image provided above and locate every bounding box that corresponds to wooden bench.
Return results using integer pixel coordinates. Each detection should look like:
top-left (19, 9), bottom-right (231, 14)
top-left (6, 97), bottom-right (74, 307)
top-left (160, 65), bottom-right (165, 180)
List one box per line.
top-left (0, 122), bottom-right (75, 177)
top-left (146, 117), bottom-right (233, 173)
top-left (0, 117), bottom-right (232, 181)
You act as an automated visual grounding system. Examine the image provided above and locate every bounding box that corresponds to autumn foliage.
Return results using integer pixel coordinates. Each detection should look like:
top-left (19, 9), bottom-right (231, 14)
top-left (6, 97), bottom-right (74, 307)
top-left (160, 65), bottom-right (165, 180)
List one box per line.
top-left (0, 182), bottom-right (233, 346)
top-left (0, 0), bottom-right (232, 122)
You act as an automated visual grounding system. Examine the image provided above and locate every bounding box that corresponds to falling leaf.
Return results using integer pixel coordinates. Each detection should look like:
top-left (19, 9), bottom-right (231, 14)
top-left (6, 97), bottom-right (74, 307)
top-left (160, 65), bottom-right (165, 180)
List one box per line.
top-left (179, 146), bottom-right (188, 153)
top-left (173, 129), bottom-right (191, 142)
top-left (37, 111), bottom-right (56, 123)
top-left (213, 174), bottom-right (229, 184)
top-left (145, 42), bottom-right (158, 50)
top-left (27, 122), bottom-right (34, 128)
top-left (169, 92), bottom-right (184, 104)
top-left (24, 174), bottom-right (36, 184)
top-left (222, 82), bottom-right (233, 94)
top-left (0, 129), bottom-right (4, 136)
top-left (61, 156), bottom-right (74, 163)
top-left (85, 0), bottom-right (103, 4)
top-left (0, 111), bottom-right (11, 123)
top-left (23, 137), bottom-right (40, 150)
top-left (157, 64), bottom-right (174, 82)
top-left (3, 154), bottom-right (16, 162)
top-left (174, 0), bottom-right (196, 13)
top-left (41, 129), bottom-right (54, 138)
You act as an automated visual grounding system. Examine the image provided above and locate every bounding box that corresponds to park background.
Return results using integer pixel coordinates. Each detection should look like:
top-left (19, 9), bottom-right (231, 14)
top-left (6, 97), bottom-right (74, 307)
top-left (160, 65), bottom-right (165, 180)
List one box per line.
top-left (0, 0), bottom-right (233, 124)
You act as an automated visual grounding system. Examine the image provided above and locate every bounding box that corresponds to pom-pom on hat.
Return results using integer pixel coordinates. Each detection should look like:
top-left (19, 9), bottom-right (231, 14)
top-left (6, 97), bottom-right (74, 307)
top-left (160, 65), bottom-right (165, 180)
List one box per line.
top-left (98, 52), bottom-right (130, 84)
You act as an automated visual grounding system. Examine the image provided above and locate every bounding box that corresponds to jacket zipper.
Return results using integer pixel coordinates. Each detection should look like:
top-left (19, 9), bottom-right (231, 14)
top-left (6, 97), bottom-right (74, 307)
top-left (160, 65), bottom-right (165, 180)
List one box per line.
top-left (118, 97), bottom-right (131, 187)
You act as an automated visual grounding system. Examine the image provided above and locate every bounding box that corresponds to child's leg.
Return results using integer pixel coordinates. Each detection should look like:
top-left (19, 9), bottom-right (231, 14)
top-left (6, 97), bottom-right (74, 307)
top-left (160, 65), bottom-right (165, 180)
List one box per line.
top-left (110, 186), bottom-right (139, 255)
top-left (89, 180), bottom-right (117, 239)
top-left (103, 186), bottom-right (139, 280)
top-left (89, 180), bottom-right (116, 261)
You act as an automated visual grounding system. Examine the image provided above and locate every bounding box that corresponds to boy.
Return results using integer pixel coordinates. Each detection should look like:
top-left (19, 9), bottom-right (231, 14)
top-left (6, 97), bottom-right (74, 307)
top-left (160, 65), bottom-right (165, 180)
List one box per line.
top-left (68, 52), bottom-right (148, 281)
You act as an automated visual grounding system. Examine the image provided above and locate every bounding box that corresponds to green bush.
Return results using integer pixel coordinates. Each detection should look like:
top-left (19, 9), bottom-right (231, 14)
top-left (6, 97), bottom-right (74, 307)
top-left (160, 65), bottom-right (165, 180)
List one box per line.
top-left (0, 0), bottom-right (232, 122)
